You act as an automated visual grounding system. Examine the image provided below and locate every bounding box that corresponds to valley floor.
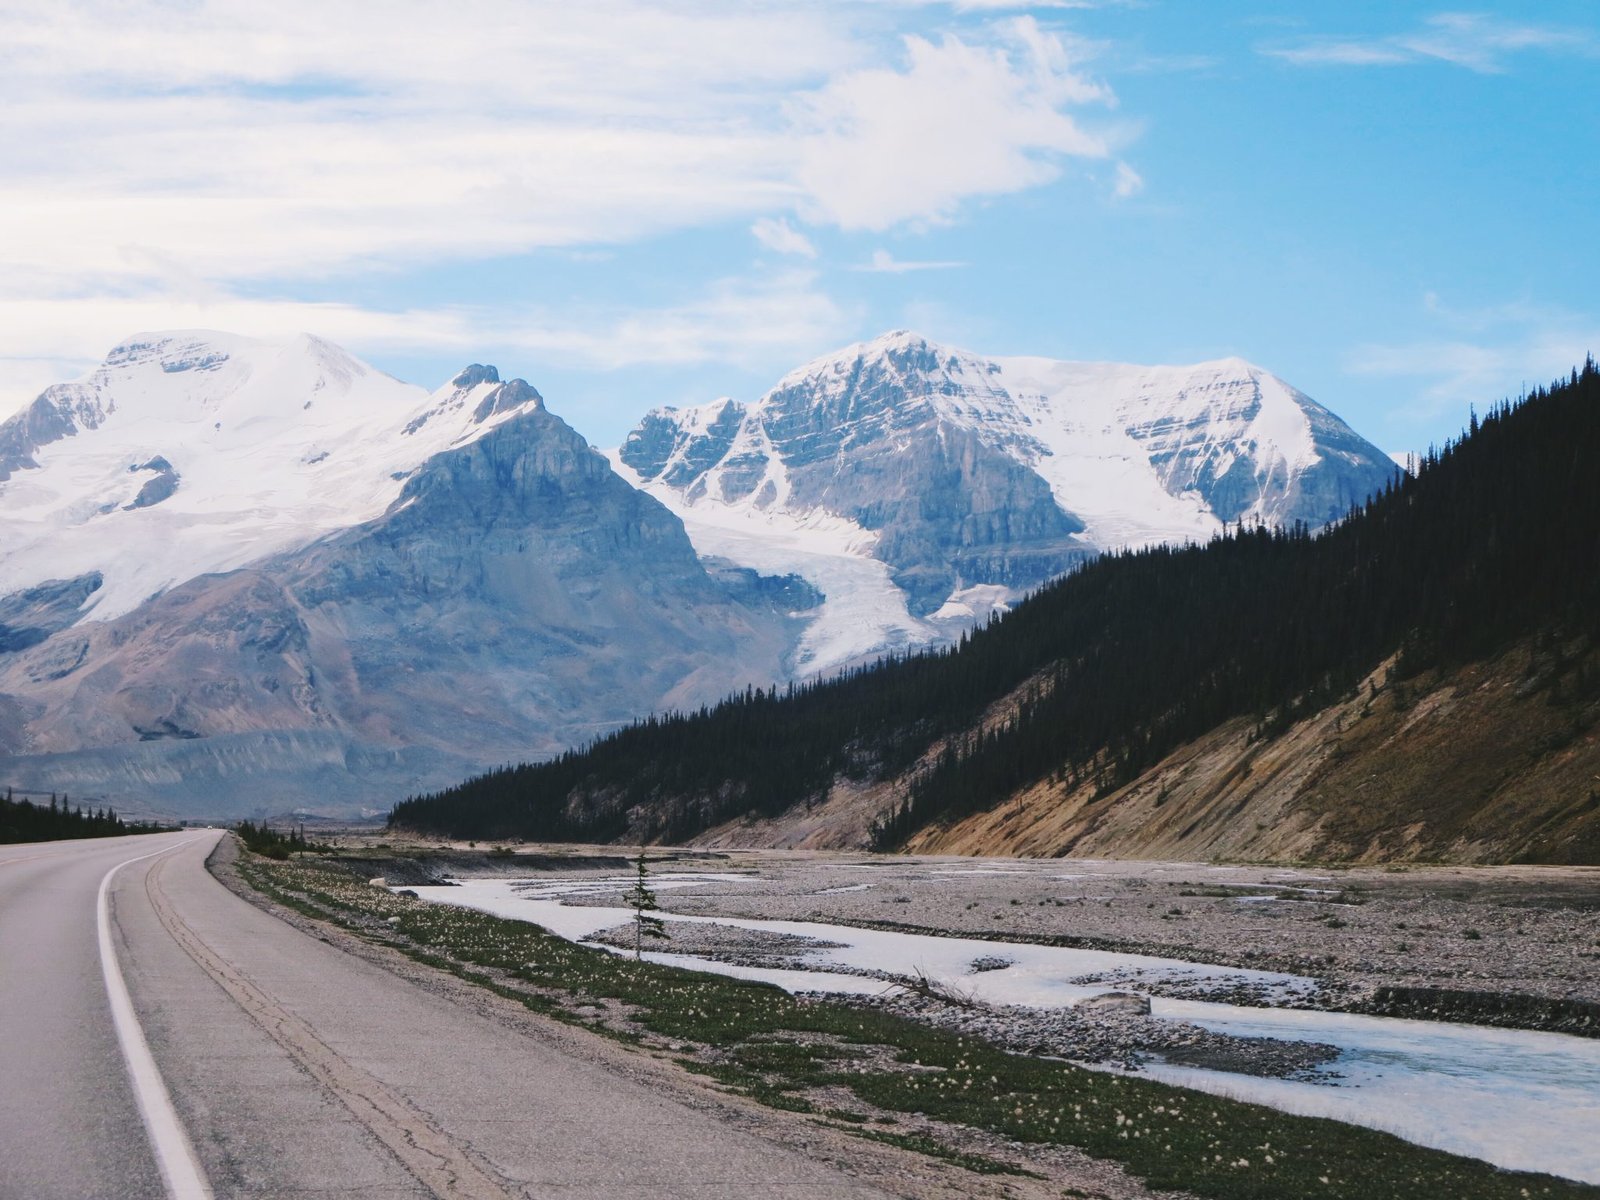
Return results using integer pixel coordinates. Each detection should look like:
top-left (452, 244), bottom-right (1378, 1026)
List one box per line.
top-left (246, 837), bottom-right (1600, 1195)
top-left (356, 841), bottom-right (1600, 1017)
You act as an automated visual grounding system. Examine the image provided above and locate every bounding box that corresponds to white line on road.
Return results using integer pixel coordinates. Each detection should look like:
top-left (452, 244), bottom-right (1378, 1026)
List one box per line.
top-left (98, 841), bottom-right (215, 1200)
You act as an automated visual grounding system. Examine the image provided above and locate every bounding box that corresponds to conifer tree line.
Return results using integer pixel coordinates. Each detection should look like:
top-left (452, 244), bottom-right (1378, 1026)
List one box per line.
top-left (0, 788), bottom-right (164, 843)
top-left (390, 360), bottom-right (1600, 848)
top-left (234, 819), bottom-right (319, 859)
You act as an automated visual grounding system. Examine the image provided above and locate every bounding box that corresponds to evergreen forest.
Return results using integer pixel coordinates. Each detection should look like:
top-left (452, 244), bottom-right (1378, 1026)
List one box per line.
top-left (389, 361), bottom-right (1600, 849)
top-left (0, 788), bottom-right (168, 843)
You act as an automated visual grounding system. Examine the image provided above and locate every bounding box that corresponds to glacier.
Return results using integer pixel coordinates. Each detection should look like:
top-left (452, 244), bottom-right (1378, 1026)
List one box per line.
top-left (618, 331), bottom-right (1399, 675)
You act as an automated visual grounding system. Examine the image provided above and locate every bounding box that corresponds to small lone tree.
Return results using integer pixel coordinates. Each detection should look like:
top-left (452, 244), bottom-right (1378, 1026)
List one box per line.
top-left (622, 849), bottom-right (668, 959)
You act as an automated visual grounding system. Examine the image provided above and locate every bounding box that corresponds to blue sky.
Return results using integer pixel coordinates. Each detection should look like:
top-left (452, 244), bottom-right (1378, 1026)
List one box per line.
top-left (2, 2), bottom-right (1596, 456)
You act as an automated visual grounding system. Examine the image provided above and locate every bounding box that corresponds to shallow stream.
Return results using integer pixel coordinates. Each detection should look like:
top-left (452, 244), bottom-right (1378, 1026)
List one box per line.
top-left (406, 872), bottom-right (1600, 1183)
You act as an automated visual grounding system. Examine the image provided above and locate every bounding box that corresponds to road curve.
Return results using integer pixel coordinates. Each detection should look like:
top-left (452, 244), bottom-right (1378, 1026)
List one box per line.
top-left (0, 832), bottom-right (897, 1199)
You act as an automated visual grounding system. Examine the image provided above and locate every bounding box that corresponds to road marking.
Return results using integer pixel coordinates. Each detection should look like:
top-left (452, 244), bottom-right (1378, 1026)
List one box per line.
top-left (145, 852), bottom-right (513, 1199)
top-left (1, 847), bottom-right (82, 868)
top-left (98, 841), bottom-right (215, 1200)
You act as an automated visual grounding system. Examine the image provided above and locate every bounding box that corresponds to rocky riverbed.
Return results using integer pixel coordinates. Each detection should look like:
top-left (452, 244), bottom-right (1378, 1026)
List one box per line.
top-left (583, 917), bottom-right (1340, 1078)
top-left (837, 989), bottom-right (1340, 1079)
top-left (347, 839), bottom-right (1600, 1034)
top-left (580, 852), bottom-right (1600, 1026)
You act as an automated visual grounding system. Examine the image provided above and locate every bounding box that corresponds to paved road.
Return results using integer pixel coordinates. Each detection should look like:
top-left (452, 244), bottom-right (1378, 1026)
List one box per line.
top-left (0, 833), bottom-right (897, 1199)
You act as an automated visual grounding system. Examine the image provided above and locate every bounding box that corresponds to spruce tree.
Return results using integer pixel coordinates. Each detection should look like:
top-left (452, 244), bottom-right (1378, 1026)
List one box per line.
top-left (621, 850), bottom-right (668, 959)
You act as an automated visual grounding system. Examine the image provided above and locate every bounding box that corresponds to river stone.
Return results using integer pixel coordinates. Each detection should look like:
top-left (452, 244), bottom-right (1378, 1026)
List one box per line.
top-left (1077, 991), bottom-right (1152, 1016)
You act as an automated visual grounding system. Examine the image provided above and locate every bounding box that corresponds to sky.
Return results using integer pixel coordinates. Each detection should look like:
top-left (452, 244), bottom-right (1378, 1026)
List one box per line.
top-left (2, 1), bottom-right (1596, 456)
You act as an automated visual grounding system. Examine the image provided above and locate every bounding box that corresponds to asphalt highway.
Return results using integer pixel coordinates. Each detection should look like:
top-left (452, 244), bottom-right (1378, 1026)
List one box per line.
top-left (0, 832), bottom-right (896, 1199)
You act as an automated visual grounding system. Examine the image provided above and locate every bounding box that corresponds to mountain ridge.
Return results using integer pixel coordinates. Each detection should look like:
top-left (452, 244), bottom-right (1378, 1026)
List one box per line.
top-left (3, 329), bottom-right (1402, 819)
top-left (618, 330), bottom-right (1398, 673)
top-left (0, 330), bottom-right (545, 624)
top-left (390, 360), bottom-right (1600, 865)
top-left (0, 334), bottom-right (808, 816)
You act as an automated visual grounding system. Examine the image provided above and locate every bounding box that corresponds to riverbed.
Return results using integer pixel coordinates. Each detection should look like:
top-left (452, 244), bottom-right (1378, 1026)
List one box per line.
top-left (405, 867), bottom-right (1600, 1184)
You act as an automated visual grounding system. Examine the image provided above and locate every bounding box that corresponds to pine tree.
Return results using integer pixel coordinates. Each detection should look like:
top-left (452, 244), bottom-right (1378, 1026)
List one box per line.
top-left (621, 849), bottom-right (668, 959)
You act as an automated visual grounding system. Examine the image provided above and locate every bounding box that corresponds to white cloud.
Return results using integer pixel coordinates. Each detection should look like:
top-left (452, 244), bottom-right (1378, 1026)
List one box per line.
top-left (0, 2), bottom-right (1137, 386)
top-left (751, 217), bottom-right (819, 259)
top-left (1265, 13), bottom-right (1596, 73)
top-left (795, 18), bottom-right (1115, 230)
top-left (513, 271), bottom-right (856, 370)
top-left (1112, 160), bottom-right (1144, 198)
top-left (2, 4), bottom-right (1125, 287)
top-left (0, 272), bottom-right (856, 418)
top-left (1347, 296), bottom-right (1600, 422)
top-left (8, 2), bottom-right (830, 292)
top-left (854, 249), bottom-right (966, 273)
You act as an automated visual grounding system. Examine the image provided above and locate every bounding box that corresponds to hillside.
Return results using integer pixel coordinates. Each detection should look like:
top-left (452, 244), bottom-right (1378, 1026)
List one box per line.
top-left (897, 639), bottom-right (1600, 864)
top-left (387, 360), bottom-right (1600, 864)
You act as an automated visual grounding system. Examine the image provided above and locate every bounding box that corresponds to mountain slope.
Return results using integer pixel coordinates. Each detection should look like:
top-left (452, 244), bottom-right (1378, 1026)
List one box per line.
top-left (391, 362), bottom-right (1600, 864)
top-left (901, 639), bottom-right (1600, 864)
top-left (0, 336), bottom-right (809, 817)
top-left (615, 332), bottom-right (1398, 673)
top-left (0, 333), bottom-right (541, 624)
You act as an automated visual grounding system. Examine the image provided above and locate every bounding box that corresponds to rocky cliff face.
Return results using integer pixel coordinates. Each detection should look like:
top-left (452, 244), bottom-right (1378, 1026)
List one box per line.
top-left (618, 332), bottom-right (1399, 667)
top-left (0, 339), bottom-right (808, 818)
top-left (622, 338), bottom-right (1092, 617)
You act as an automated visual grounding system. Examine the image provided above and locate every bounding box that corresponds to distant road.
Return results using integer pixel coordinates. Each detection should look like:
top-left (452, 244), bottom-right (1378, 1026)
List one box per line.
top-left (0, 833), bottom-right (894, 1199)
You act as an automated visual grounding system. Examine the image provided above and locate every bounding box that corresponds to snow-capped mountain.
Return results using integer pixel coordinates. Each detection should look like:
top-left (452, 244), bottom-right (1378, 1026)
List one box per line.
top-left (615, 331), bottom-right (1398, 674)
top-left (0, 329), bottom-right (1398, 818)
top-left (0, 333), bottom-right (809, 817)
top-left (0, 332), bottom-right (539, 623)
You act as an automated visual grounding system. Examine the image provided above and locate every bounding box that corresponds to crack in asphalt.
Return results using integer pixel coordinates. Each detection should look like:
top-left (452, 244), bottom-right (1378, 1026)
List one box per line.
top-left (143, 853), bottom-right (516, 1200)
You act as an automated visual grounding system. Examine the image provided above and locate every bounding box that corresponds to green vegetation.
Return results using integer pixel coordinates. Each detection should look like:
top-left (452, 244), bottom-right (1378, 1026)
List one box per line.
top-left (0, 787), bottom-right (168, 843)
top-left (234, 819), bottom-right (322, 859)
top-left (235, 853), bottom-right (1597, 1200)
top-left (390, 362), bottom-right (1600, 859)
top-left (622, 849), bottom-right (668, 958)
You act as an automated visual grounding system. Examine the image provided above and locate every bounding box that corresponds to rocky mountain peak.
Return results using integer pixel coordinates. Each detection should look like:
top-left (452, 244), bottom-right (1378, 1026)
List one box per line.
top-left (776, 329), bottom-right (974, 395)
top-left (103, 330), bottom-right (235, 374)
top-left (619, 333), bottom-right (1399, 665)
top-left (450, 363), bottom-right (501, 389)
top-left (0, 332), bottom-right (554, 626)
top-left (473, 377), bottom-right (543, 421)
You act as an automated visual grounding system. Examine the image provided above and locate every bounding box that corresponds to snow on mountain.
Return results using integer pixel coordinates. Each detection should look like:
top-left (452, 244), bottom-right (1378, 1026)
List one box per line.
top-left (0, 327), bottom-right (1399, 814)
top-left (0, 332), bottom-right (539, 623)
top-left (0, 334), bottom-right (809, 817)
top-left (618, 331), bottom-right (1398, 674)
top-left (606, 453), bottom-right (942, 674)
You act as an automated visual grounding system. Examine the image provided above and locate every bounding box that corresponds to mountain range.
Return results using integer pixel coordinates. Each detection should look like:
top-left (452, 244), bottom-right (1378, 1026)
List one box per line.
top-left (0, 330), bottom-right (1396, 818)
top-left (392, 362), bottom-right (1600, 865)
top-left (615, 331), bottom-right (1397, 674)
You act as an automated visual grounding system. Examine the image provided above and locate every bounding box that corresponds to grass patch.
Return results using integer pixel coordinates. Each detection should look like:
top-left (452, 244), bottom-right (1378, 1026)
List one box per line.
top-left (234, 853), bottom-right (1598, 1200)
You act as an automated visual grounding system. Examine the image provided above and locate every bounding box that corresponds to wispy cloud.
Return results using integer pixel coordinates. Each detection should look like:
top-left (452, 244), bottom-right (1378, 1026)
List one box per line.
top-left (0, 270), bottom-right (857, 411)
top-left (891, 1), bottom-right (1136, 10)
top-left (1347, 294), bottom-right (1600, 424)
top-left (853, 249), bottom-right (967, 273)
top-left (1112, 161), bottom-right (1144, 198)
top-left (0, 2), bottom-right (1131, 400)
top-left (751, 217), bottom-right (818, 259)
top-left (0, 5), bottom-right (1122, 279)
top-left (1264, 13), bottom-right (1596, 73)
